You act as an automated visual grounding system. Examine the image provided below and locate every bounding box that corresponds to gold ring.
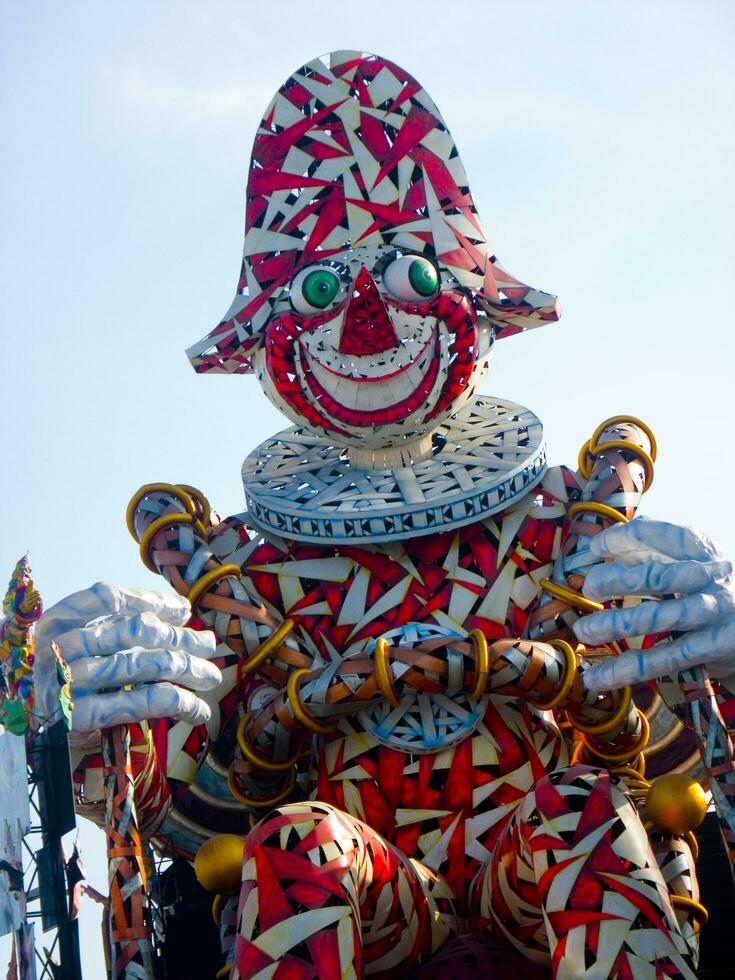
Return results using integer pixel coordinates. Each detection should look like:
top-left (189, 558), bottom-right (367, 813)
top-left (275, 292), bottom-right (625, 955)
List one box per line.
top-left (630, 752), bottom-right (647, 777)
top-left (236, 712), bottom-right (299, 772)
top-left (177, 484), bottom-right (212, 529)
top-left (569, 686), bottom-right (633, 736)
top-left (577, 440), bottom-right (594, 480)
top-left (586, 440), bottom-right (655, 493)
top-left (530, 639), bottom-right (578, 711)
top-left (682, 830), bottom-right (699, 863)
top-left (212, 893), bottom-right (225, 927)
top-left (540, 578), bottom-right (604, 614)
top-left (567, 502), bottom-right (629, 525)
top-left (582, 710), bottom-right (651, 763)
top-left (242, 619), bottom-right (295, 677)
top-left (138, 513), bottom-right (201, 572)
top-left (589, 416), bottom-right (658, 462)
top-left (610, 764), bottom-right (650, 787)
top-left (126, 483), bottom-right (197, 540)
top-left (187, 564), bottom-right (242, 610)
top-left (374, 637), bottom-right (400, 708)
top-left (670, 894), bottom-right (708, 930)
top-left (468, 629), bottom-right (489, 701)
top-left (287, 668), bottom-right (337, 735)
top-left (227, 764), bottom-right (296, 809)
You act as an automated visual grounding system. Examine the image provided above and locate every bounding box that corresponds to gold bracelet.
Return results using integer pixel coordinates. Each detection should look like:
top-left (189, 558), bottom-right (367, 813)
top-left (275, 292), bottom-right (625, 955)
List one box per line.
top-left (374, 637), bottom-right (400, 708)
top-left (226, 763), bottom-right (296, 809)
top-left (236, 712), bottom-right (299, 772)
top-left (176, 483), bottom-right (212, 529)
top-left (530, 640), bottom-right (578, 711)
top-left (215, 964), bottom-right (231, 979)
top-left (126, 483), bottom-right (197, 541)
top-left (287, 668), bottom-right (337, 735)
top-left (569, 686), bottom-right (633, 736)
top-left (589, 415), bottom-right (658, 462)
top-left (540, 578), bottom-right (604, 614)
top-left (567, 501), bottom-right (629, 525)
top-left (579, 416), bottom-right (658, 480)
top-left (584, 439), bottom-right (655, 493)
top-left (577, 440), bottom-right (595, 480)
top-left (187, 564), bottom-right (242, 611)
top-left (682, 830), bottom-right (699, 863)
top-left (467, 629), bottom-right (490, 701)
top-left (582, 710), bottom-right (650, 763)
top-left (242, 619), bottom-right (295, 677)
top-left (211, 893), bottom-right (225, 927)
top-left (139, 513), bottom-right (202, 572)
top-left (670, 894), bottom-right (708, 931)
top-left (609, 763), bottom-right (650, 792)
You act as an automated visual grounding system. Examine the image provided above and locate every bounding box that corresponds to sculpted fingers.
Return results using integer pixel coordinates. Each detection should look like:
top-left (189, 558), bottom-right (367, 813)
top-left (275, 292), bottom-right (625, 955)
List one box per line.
top-left (110, 587), bottom-right (191, 626)
top-left (589, 519), bottom-right (720, 564)
top-left (55, 612), bottom-right (216, 662)
top-left (70, 648), bottom-right (222, 693)
top-left (574, 589), bottom-right (733, 645)
top-left (72, 683), bottom-right (213, 730)
top-left (583, 559), bottom-right (732, 601)
top-left (37, 583), bottom-right (191, 640)
top-left (583, 619), bottom-right (735, 691)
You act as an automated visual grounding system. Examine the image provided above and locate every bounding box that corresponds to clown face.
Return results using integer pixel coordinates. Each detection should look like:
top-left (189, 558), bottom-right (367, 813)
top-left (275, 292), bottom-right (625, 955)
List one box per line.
top-left (188, 52), bottom-right (559, 456)
top-left (253, 245), bottom-right (493, 450)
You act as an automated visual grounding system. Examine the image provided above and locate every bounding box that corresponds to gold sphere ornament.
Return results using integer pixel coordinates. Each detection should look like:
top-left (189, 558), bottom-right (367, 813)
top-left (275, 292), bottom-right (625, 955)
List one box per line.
top-left (646, 775), bottom-right (708, 835)
top-left (194, 834), bottom-right (246, 895)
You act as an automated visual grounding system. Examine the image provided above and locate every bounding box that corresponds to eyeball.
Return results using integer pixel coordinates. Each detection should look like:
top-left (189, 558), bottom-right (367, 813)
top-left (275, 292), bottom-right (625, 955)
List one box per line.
top-left (382, 255), bottom-right (440, 302)
top-left (290, 266), bottom-right (341, 314)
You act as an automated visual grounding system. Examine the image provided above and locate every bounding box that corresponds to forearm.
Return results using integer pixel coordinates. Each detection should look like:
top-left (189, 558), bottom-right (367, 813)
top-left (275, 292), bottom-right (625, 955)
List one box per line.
top-left (527, 416), bottom-right (655, 643)
top-left (127, 484), bottom-right (306, 678)
top-left (240, 633), bottom-right (646, 770)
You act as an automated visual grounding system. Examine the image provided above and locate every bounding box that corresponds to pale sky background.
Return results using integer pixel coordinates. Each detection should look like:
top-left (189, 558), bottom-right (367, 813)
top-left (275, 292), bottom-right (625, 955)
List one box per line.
top-left (1, 1), bottom-right (733, 975)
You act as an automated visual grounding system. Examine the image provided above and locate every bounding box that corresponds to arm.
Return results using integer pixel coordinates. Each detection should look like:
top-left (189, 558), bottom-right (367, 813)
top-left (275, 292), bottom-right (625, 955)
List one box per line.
top-left (239, 628), bottom-right (645, 778)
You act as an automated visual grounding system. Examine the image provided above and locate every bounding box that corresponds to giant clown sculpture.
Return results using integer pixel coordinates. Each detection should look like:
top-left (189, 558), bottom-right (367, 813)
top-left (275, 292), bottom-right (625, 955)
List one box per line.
top-left (33, 52), bottom-right (735, 979)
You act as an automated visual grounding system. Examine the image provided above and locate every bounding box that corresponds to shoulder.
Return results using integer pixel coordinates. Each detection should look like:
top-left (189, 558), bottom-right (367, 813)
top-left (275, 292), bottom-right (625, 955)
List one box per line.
top-left (537, 463), bottom-right (582, 506)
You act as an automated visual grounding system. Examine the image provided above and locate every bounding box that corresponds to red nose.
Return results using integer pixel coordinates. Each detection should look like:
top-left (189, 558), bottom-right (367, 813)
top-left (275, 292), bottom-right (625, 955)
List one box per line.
top-left (339, 267), bottom-right (400, 356)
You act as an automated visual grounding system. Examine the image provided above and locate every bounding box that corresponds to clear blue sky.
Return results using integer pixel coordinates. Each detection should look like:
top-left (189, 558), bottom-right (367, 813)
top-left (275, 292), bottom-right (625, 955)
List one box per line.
top-left (1, 1), bottom-right (733, 975)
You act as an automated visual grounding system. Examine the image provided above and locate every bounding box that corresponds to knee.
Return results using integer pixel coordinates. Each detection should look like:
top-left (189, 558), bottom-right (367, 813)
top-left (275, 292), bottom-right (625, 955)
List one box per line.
top-left (524, 763), bottom-right (636, 816)
top-left (244, 801), bottom-right (368, 871)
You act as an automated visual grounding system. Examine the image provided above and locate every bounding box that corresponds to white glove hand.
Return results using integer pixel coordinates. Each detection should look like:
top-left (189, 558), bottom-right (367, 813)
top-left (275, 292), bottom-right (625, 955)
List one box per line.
top-left (574, 518), bottom-right (735, 691)
top-left (35, 582), bottom-right (221, 730)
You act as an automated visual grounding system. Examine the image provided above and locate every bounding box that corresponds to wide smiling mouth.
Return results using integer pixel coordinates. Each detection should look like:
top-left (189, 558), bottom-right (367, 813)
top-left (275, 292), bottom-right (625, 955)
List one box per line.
top-left (302, 328), bottom-right (436, 383)
top-left (300, 331), bottom-right (441, 416)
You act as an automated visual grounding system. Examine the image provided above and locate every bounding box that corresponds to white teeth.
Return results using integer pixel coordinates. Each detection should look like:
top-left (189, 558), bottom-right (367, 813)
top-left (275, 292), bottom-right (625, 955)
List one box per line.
top-left (305, 343), bottom-right (434, 411)
top-left (299, 309), bottom-right (435, 379)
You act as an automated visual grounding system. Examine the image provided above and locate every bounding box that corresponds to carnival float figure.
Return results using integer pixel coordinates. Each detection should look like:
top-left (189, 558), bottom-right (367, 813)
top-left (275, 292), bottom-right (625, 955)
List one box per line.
top-left (33, 53), bottom-right (735, 979)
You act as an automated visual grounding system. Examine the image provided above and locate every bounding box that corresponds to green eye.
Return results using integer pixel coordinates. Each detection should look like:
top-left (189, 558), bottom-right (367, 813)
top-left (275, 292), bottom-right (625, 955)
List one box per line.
top-left (408, 260), bottom-right (439, 297)
top-left (383, 255), bottom-right (440, 302)
top-left (291, 267), bottom-right (341, 313)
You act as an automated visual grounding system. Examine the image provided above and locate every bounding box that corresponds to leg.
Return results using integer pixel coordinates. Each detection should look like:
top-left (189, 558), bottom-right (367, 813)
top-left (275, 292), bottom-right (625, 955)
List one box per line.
top-left (232, 801), bottom-right (457, 979)
top-left (472, 765), bottom-right (699, 978)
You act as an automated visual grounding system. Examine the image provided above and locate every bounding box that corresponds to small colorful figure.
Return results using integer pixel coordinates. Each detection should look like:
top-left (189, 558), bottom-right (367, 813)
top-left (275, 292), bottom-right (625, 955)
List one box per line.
top-left (1, 557), bottom-right (42, 734)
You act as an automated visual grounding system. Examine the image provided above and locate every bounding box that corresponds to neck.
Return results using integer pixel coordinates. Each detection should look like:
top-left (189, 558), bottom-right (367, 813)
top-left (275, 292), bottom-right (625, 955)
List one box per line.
top-left (347, 432), bottom-right (435, 470)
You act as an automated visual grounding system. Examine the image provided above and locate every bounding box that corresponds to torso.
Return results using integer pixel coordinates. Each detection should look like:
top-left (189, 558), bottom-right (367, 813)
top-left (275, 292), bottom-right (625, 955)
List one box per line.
top-left (212, 464), bottom-right (580, 904)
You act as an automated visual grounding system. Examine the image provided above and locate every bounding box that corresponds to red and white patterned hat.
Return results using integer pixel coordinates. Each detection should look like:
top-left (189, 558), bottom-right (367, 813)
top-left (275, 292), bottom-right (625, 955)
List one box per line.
top-left (188, 50), bottom-right (559, 374)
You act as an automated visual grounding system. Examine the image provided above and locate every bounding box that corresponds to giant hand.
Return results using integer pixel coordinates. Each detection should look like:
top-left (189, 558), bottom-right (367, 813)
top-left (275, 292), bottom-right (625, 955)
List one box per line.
top-left (34, 582), bottom-right (221, 731)
top-left (575, 518), bottom-right (735, 691)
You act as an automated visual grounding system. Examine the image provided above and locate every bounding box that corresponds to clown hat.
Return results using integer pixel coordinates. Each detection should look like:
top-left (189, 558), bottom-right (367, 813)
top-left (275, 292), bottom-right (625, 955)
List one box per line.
top-left (187, 50), bottom-right (560, 374)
